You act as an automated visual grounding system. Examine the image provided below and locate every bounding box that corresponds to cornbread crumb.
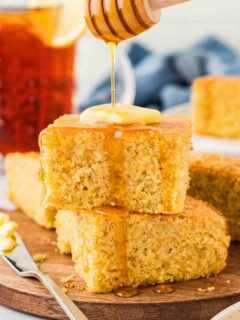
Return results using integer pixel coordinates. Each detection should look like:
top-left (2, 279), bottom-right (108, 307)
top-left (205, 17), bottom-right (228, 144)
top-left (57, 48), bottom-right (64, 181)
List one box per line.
top-left (226, 280), bottom-right (231, 284)
top-left (0, 221), bottom-right (17, 239)
top-left (76, 285), bottom-right (85, 292)
top-left (33, 253), bottom-right (47, 263)
top-left (61, 275), bottom-right (75, 283)
top-left (40, 114), bottom-right (191, 214)
top-left (5, 152), bottom-right (56, 229)
top-left (189, 153), bottom-right (240, 240)
top-left (65, 281), bottom-right (74, 289)
top-left (0, 237), bottom-right (16, 253)
top-left (56, 197), bottom-right (229, 293)
top-left (197, 287), bottom-right (215, 293)
top-left (0, 213), bottom-right (17, 253)
top-left (192, 76), bottom-right (240, 138)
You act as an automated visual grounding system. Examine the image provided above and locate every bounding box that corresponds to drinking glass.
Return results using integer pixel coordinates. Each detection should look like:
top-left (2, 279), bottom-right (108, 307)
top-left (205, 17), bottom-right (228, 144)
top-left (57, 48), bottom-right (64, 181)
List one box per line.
top-left (0, 0), bottom-right (76, 154)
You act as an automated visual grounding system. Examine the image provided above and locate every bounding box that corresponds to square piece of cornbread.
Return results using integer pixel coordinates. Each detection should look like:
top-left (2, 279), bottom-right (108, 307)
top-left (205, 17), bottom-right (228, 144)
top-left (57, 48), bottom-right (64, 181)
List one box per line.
top-left (40, 115), bottom-right (191, 214)
top-left (189, 153), bottom-right (240, 240)
top-left (5, 152), bottom-right (56, 229)
top-left (56, 196), bottom-right (229, 293)
top-left (192, 76), bottom-right (240, 138)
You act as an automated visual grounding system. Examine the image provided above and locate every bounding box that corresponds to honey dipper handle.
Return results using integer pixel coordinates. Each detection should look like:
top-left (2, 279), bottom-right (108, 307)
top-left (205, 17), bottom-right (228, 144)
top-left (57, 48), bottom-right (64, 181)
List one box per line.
top-left (149, 0), bottom-right (189, 10)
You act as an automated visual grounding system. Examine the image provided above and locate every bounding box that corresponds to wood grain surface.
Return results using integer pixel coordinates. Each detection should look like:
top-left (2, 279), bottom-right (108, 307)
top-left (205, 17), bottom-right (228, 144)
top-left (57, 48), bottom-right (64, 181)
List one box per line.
top-left (0, 209), bottom-right (240, 320)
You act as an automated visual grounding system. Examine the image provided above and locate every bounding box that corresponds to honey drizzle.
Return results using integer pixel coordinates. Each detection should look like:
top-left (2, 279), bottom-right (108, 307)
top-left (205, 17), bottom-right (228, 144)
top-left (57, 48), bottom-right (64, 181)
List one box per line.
top-left (95, 207), bottom-right (128, 286)
top-left (103, 126), bottom-right (126, 206)
top-left (102, 127), bottom-right (128, 286)
top-left (107, 42), bottom-right (116, 112)
top-left (115, 212), bottom-right (128, 286)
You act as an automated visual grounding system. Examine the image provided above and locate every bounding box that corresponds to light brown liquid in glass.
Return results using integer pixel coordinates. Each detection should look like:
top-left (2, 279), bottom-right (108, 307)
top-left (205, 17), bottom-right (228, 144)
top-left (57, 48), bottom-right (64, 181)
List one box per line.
top-left (0, 6), bottom-right (75, 154)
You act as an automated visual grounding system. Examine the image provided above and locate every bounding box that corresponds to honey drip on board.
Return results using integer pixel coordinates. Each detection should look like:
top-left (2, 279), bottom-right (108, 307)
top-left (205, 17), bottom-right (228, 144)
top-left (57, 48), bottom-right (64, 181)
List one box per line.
top-left (107, 42), bottom-right (116, 112)
top-left (153, 284), bottom-right (174, 294)
top-left (114, 287), bottom-right (139, 298)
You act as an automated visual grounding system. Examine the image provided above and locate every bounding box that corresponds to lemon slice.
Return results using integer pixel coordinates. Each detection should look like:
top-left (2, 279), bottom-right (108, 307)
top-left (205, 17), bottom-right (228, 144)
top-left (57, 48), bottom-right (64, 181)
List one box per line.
top-left (28, 0), bottom-right (87, 48)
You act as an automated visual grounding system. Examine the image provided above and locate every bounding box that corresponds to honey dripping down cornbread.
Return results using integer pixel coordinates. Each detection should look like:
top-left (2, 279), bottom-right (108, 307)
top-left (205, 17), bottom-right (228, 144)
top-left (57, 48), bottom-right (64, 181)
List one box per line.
top-left (56, 196), bottom-right (230, 293)
top-left (189, 153), bottom-right (240, 241)
top-left (39, 107), bottom-right (192, 214)
top-left (192, 76), bottom-right (240, 138)
top-left (5, 152), bottom-right (56, 229)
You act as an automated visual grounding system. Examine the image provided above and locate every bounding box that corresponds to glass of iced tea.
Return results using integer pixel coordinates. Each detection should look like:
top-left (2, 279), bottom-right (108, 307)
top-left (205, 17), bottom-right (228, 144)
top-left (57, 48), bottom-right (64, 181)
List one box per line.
top-left (0, 0), bottom-right (82, 154)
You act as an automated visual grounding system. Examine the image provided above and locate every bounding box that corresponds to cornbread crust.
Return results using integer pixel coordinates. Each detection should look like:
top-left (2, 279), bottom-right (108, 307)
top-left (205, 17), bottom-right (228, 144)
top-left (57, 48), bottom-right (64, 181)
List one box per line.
top-left (189, 153), bottom-right (240, 240)
top-left (192, 76), bottom-right (240, 138)
top-left (56, 197), bottom-right (230, 293)
top-left (5, 152), bottom-right (56, 229)
top-left (40, 114), bottom-right (191, 214)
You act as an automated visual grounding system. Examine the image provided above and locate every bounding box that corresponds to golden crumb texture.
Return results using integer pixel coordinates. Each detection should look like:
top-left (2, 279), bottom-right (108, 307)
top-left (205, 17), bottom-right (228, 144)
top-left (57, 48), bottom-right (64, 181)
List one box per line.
top-left (192, 76), bottom-right (240, 138)
top-left (39, 115), bottom-right (192, 214)
top-left (189, 153), bottom-right (240, 240)
top-left (55, 196), bottom-right (230, 293)
top-left (5, 152), bottom-right (56, 229)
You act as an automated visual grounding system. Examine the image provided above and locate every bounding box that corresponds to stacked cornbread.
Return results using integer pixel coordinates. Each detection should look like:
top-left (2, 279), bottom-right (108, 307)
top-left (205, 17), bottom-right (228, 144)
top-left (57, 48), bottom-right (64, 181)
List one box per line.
top-left (38, 104), bottom-right (230, 293)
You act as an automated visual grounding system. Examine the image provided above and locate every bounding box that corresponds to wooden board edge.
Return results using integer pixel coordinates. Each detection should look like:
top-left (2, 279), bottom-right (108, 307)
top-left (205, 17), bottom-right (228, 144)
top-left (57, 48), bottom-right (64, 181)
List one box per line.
top-left (1, 282), bottom-right (240, 320)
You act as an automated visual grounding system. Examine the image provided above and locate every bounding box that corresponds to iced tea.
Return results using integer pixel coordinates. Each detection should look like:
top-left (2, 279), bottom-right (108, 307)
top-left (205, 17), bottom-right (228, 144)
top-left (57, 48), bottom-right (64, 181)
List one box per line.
top-left (0, 3), bottom-right (75, 153)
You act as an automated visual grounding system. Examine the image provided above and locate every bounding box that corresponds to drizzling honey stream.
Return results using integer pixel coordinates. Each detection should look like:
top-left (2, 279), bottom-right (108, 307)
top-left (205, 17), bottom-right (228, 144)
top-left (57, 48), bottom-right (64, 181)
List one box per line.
top-left (85, 0), bottom-right (189, 112)
top-left (107, 42), bottom-right (116, 111)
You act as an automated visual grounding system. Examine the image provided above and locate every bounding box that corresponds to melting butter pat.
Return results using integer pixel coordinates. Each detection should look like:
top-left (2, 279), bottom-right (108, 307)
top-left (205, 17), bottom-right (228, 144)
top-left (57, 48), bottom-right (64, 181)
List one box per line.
top-left (79, 104), bottom-right (161, 125)
top-left (0, 212), bottom-right (17, 254)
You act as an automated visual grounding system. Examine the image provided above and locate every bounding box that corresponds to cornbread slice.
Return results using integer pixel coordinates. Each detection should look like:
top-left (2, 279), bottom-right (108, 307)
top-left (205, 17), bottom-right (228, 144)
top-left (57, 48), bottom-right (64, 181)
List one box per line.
top-left (5, 152), bottom-right (56, 229)
top-left (192, 76), bottom-right (240, 138)
top-left (56, 196), bottom-right (230, 293)
top-left (189, 153), bottom-right (240, 240)
top-left (40, 114), bottom-right (191, 214)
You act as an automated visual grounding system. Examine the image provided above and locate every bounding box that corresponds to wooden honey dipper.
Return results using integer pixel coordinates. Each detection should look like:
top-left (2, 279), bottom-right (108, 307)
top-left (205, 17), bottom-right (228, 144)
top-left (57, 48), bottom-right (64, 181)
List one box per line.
top-left (85, 0), bottom-right (189, 43)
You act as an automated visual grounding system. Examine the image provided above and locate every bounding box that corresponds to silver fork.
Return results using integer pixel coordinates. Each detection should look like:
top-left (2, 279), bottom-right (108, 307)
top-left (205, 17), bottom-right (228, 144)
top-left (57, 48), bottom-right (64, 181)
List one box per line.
top-left (1, 233), bottom-right (88, 320)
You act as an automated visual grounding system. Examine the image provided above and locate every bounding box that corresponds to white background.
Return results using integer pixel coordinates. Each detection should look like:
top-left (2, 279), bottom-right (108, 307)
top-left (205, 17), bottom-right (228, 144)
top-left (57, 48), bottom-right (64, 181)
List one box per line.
top-left (77, 0), bottom-right (240, 104)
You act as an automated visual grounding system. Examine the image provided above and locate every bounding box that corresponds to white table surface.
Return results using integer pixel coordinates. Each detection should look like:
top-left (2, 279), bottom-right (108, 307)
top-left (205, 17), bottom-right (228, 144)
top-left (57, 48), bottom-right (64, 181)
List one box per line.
top-left (0, 174), bottom-right (49, 320)
top-left (0, 305), bottom-right (49, 320)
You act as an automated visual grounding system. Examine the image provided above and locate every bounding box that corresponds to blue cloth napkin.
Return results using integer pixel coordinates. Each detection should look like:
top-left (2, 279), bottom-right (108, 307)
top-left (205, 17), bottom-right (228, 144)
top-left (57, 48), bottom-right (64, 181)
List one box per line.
top-left (80, 36), bottom-right (240, 111)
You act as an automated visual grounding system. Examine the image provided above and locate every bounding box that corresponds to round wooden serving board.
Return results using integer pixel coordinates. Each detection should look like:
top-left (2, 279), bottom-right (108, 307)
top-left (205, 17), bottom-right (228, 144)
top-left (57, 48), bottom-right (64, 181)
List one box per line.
top-left (1, 209), bottom-right (240, 320)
